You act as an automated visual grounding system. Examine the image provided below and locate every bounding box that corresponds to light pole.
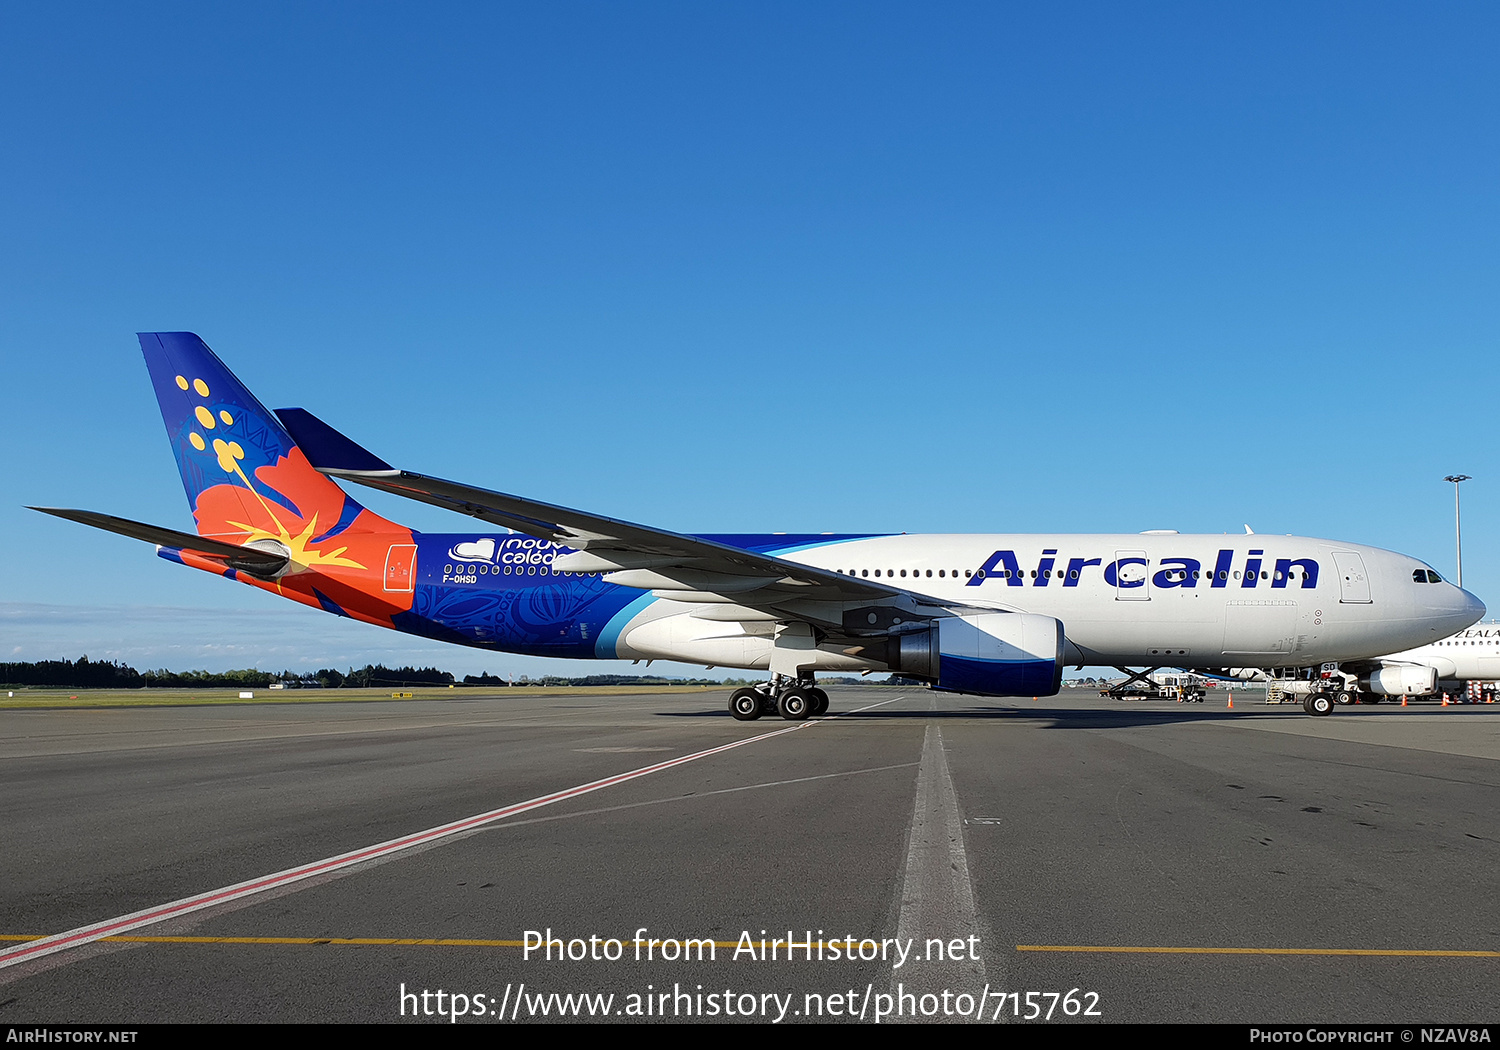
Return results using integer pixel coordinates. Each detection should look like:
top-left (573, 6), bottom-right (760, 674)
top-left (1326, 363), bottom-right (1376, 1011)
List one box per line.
top-left (1444, 475), bottom-right (1471, 587)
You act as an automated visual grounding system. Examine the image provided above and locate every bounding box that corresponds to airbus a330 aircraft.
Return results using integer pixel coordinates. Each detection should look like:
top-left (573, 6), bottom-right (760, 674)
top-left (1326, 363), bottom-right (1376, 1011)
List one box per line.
top-left (35, 334), bottom-right (1485, 719)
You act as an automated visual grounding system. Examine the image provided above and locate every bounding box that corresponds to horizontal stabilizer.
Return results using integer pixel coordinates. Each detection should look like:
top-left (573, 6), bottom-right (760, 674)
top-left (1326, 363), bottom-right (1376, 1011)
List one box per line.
top-left (274, 408), bottom-right (393, 474)
top-left (28, 507), bottom-right (290, 575)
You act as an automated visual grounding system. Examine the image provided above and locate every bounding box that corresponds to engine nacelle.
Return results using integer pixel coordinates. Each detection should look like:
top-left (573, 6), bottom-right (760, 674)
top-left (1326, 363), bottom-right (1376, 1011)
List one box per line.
top-left (891, 613), bottom-right (1065, 697)
top-left (1361, 665), bottom-right (1438, 696)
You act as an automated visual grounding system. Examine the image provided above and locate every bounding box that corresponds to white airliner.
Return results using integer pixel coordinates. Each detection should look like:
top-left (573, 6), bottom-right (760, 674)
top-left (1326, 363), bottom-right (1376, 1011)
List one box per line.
top-left (34, 334), bottom-right (1487, 720)
top-left (1324, 621), bottom-right (1500, 703)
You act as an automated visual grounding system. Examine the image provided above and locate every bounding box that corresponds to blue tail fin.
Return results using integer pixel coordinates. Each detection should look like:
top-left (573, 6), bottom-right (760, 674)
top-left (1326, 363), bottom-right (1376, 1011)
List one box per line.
top-left (138, 332), bottom-right (367, 536)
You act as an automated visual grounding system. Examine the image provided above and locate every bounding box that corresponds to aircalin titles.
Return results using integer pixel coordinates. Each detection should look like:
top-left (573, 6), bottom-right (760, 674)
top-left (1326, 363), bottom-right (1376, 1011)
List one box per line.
top-left (969, 548), bottom-right (1320, 589)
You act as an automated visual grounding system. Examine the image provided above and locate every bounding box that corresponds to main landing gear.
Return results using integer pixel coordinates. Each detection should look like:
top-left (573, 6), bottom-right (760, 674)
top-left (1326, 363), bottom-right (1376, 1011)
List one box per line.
top-left (728, 676), bottom-right (829, 722)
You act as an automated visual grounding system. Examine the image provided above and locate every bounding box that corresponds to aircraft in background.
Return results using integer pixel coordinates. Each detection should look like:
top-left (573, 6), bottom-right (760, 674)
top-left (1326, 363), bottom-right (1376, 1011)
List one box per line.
top-left (1307, 620), bottom-right (1500, 704)
top-left (34, 334), bottom-right (1485, 719)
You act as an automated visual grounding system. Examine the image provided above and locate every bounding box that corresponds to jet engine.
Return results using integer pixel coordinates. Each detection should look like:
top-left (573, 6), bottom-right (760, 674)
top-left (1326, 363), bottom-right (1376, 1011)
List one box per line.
top-left (1360, 665), bottom-right (1438, 696)
top-left (886, 612), bottom-right (1065, 697)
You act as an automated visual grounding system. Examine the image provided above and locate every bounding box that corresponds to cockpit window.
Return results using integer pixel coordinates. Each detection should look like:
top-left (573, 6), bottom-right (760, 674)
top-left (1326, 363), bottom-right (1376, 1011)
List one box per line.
top-left (1427, 569), bottom-right (1444, 583)
top-left (1413, 569), bottom-right (1426, 583)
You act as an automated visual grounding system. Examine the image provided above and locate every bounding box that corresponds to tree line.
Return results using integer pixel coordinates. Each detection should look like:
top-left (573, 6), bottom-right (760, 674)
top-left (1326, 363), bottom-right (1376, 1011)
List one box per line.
top-left (0, 658), bottom-right (870, 690)
top-left (0, 657), bottom-right (455, 690)
top-left (5, 657), bottom-right (876, 690)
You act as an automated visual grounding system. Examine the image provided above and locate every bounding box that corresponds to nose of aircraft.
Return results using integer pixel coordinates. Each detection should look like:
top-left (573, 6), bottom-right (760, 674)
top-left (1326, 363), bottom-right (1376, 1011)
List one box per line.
top-left (1445, 585), bottom-right (1487, 633)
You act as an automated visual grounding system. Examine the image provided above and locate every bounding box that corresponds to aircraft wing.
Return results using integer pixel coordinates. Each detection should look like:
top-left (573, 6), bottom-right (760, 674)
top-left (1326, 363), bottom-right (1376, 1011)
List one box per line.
top-left (277, 408), bottom-right (961, 632)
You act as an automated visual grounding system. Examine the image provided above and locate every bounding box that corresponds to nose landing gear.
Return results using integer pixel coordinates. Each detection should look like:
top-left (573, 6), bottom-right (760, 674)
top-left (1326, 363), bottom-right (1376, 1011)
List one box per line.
top-left (1304, 692), bottom-right (1334, 716)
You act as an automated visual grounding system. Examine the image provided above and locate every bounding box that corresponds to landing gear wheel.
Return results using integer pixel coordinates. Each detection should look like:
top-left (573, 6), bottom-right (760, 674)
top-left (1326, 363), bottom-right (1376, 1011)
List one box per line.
top-left (809, 688), bottom-right (829, 716)
top-left (1334, 690), bottom-right (1357, 706)
top-left (1305, 692), bottom-right (1334, 716)
top-left (729, 688), bottom-right (762, 721)
top-left (777, 690), bottom-right (812, 721)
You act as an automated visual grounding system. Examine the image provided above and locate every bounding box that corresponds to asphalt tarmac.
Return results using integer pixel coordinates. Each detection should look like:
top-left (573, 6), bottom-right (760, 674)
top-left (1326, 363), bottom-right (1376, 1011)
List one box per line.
top-left (1, 687), bottom-right (1498, 1024)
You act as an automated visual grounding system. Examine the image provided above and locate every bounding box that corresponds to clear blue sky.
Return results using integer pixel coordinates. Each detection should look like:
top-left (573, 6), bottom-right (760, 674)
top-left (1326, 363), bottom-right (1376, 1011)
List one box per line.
top-left (2, 2), bottom-right (1496, 677)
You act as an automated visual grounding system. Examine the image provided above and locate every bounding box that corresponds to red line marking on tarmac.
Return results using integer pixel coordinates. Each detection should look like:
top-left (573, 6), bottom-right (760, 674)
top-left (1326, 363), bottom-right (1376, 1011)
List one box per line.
top-left (1, 697), bottom-right (901, 969)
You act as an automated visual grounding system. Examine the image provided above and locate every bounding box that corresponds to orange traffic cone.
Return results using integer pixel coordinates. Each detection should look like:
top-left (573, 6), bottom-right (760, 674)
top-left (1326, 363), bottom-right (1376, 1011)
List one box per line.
top-left (1227, 696), bottom-right (1233, 709)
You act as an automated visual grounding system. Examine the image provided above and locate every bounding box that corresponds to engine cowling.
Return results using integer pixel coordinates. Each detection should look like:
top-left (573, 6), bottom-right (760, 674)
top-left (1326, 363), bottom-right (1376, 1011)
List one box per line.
top-left (1361, 665), bottom-right (1438, 696)
top-left (891, 613), bottom-right (1065, 697)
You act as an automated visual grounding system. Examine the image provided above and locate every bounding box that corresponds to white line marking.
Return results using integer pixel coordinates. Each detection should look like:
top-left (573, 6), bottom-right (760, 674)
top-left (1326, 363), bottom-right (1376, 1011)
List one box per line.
top-left (891, 725), bottom-right (986, 1017)
top-left (480, 762), bottom-right (921, 832)
top-left (1, 696), bottom-right (901, 969)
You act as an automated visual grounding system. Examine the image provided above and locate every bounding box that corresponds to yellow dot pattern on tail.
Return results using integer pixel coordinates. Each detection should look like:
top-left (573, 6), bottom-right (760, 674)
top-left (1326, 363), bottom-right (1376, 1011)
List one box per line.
top-left (211, 437), bottom-right (245, 473)
top-left (175, 374), bottom-right (366, 580)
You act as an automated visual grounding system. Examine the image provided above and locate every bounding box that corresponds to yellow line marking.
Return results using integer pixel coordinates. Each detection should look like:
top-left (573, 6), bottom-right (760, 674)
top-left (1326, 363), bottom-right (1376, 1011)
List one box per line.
top-left (1, 935), bottom-right (876, 950)
top-left (0, 933), bottom-right (517, 946)
top-left (1017, 945), bottom-right (1500, 958)
top-left (134, 937), bottom-right (531, 947)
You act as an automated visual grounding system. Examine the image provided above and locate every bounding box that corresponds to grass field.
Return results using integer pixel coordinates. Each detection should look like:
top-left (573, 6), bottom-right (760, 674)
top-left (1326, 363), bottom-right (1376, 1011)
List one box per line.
top-left (0, 683), bottom-right (733, 709)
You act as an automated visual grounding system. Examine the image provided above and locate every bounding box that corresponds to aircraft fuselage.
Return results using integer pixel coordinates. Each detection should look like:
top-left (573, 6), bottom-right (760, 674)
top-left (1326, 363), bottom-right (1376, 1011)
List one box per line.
top-left (171, 528), bottom-right (1479, 673)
